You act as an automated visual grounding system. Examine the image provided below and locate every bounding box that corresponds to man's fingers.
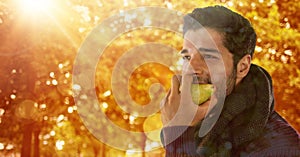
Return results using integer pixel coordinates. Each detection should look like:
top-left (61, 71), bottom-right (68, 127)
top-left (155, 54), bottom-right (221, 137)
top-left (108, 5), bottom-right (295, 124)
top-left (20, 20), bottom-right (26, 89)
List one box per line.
top-left (160, 89), bottom-right (170, 108)
top-left (180, 74), bottom-right (193, 101)
top-left (170, 75), bottom-right (181, 95)
top-left (160, 75), bottom-right (181, 126)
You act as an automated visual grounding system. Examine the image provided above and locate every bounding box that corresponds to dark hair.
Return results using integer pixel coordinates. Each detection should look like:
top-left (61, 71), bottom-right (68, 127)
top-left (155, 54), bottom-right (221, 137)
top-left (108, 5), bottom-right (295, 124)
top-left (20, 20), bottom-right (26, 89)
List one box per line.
top-left (183, 5), bottom-right (257, 66)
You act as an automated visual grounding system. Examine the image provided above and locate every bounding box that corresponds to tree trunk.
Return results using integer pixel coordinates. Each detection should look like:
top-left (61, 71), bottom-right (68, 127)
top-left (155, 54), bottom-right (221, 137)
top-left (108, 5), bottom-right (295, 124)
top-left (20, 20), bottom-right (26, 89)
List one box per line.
top-left (93, 145), bottom-right (99, 157)
top-left (21, 122), bottom-right (33, 157)
top-left (100, 143), bottom-right (106, 157)
top-left (33, 125), bottom-right (41, 157)
top-left (141, 133), bottom-right (147, 157)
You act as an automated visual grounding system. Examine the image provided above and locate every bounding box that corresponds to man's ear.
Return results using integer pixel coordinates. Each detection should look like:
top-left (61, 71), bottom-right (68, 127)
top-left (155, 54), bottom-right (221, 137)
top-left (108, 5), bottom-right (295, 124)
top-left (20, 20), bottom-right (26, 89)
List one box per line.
top-left (236, 54), bottom-right (251, 84)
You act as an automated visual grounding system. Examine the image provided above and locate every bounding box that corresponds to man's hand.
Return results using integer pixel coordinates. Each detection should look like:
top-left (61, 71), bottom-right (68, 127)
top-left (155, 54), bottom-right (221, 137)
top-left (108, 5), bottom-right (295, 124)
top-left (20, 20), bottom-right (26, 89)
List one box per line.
top-left (161, 74), bottom-right (214, 126)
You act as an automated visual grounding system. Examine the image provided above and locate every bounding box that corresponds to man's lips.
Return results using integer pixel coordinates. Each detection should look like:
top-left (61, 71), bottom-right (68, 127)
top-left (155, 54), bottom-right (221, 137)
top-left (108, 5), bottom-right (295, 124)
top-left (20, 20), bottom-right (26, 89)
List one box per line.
top-left (192, 74), bottom-right (211, 84)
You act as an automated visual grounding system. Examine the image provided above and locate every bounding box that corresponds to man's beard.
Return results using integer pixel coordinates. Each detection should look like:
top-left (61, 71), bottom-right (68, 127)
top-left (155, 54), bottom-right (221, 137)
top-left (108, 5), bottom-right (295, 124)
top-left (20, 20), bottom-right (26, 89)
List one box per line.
top-left (226, 67), bottom-right (237, 95)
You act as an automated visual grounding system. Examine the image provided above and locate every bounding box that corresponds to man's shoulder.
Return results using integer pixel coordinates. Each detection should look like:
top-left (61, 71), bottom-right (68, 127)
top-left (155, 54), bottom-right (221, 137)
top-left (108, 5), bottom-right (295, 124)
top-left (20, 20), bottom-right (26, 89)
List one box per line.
top-left (265, 111), bottom-right (299, 138)
top-left (241, 111), bottom-right (300, 156)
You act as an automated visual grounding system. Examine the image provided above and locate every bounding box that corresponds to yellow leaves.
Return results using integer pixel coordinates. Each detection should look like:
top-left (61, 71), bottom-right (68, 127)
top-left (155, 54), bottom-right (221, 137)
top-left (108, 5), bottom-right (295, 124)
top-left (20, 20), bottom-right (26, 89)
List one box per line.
top-left (1, 0), bottom-right (300, 155)
top-left (15, 99), bottom-right (39, 120)
top-left (143, 113), bottom-right (163, 141)
top-left (129, 63), bottom-right (174, 106)
top-left (288, 68), bottom-right (300, 88)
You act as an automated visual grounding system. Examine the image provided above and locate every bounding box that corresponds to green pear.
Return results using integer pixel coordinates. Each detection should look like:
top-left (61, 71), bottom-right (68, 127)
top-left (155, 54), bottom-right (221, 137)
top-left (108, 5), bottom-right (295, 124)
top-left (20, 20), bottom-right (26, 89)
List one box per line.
top-left (191, 84), bottom-right (214, 105)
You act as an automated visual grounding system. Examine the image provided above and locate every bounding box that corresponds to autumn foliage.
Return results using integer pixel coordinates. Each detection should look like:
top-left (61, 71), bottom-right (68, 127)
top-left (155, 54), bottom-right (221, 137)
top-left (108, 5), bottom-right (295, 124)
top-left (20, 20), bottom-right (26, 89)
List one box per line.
top-left (0, 0), bottom-right (299, 156)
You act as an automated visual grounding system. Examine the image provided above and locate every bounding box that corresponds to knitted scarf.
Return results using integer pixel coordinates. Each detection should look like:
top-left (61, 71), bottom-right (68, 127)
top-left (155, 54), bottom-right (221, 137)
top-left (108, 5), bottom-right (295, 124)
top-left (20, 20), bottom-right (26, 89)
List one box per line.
top-left (195, 64), bottom-right (275, 156)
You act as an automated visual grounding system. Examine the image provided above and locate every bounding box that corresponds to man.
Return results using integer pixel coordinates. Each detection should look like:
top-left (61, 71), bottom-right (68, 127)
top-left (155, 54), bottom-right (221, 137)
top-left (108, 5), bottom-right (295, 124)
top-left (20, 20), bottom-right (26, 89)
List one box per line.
top-left (160, 5), bottom-right (300, 157)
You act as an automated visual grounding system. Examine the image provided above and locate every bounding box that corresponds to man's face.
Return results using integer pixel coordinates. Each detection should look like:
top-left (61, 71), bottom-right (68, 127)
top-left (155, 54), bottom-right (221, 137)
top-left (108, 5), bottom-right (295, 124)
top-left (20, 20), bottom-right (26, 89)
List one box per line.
top-left (181, 28), bottom-right (236, 95)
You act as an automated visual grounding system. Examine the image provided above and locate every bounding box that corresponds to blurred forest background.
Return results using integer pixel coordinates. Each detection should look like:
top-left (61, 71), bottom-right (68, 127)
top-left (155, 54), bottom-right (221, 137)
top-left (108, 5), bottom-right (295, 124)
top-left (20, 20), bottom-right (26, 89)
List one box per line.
top-left (0, 0), bottom-right (299, 156)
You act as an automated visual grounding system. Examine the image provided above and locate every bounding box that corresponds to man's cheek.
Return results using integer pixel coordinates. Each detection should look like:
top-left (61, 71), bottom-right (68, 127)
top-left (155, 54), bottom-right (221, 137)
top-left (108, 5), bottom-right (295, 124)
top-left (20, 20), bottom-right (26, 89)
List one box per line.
top-left (182, 62), bottom-right (192, 74)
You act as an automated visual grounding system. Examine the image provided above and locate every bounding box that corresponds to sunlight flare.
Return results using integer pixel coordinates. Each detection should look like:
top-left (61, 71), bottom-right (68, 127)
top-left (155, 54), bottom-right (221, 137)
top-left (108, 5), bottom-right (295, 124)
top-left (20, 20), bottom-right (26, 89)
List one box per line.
top-left (17, 0), bottom-right (54, 14)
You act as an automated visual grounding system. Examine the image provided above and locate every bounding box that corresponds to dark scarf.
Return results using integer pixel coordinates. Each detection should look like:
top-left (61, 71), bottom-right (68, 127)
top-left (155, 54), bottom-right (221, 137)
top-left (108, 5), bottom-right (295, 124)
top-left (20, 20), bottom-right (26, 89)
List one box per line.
top-left (195, 64), bottom-right (275, 156)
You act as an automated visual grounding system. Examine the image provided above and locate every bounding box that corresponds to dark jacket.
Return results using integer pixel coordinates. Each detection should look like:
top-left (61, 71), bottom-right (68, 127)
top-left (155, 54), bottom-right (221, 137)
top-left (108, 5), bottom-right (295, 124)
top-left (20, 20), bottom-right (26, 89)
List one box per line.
top-left (161, 65), bottom-right (300, 157)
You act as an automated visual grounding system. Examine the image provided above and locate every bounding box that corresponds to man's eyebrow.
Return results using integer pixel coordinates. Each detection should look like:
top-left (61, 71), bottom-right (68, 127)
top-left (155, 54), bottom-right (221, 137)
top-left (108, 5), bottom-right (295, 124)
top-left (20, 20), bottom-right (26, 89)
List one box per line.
top-left (198, 47), bottom-right (219, 53)
top-left (179, 48), bottom-right (219, 54)
top-left (179, 49), bottom-right (188, 54)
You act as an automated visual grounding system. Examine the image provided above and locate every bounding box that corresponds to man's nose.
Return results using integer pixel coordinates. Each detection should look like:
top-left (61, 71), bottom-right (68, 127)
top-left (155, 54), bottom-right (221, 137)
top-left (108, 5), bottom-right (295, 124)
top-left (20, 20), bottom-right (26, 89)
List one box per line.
top-left (189, 53), bottom-right (207, 72)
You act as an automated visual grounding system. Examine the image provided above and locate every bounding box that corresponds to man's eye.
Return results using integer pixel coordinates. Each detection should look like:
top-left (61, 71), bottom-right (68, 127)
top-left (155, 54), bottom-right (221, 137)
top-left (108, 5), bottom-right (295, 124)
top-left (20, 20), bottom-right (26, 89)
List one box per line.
top-left (203, 54), bottom-right (218, 59)
top-left (182, 56), bottom-right (191, 60)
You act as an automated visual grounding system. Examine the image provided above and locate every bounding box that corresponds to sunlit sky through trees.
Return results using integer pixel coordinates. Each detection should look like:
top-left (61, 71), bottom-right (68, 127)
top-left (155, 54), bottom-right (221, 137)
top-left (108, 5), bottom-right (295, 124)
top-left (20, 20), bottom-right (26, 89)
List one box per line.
top-left (0, 0), bottom-right (299, 156)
